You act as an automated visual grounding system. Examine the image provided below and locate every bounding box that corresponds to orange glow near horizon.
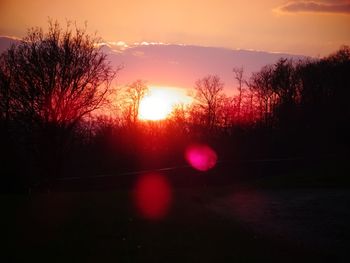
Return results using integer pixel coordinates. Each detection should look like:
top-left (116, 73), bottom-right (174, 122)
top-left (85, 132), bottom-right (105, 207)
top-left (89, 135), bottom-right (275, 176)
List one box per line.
top-left (1, 0), bottom-right (349, 56)
top-left (138, 86), bottom-right (192, 121)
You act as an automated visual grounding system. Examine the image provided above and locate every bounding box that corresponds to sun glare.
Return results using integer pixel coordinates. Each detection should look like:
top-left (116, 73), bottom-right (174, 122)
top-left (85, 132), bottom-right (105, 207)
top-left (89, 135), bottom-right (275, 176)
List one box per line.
top-left (138, 86), bottom-right (192, 121)
top-left (139, 96), bottom-right (172, 121)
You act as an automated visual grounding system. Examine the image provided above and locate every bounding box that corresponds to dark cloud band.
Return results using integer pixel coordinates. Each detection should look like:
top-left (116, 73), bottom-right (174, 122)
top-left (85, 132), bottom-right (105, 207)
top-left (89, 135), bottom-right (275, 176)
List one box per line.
top-left (277, 1), bottom-right (350, 14)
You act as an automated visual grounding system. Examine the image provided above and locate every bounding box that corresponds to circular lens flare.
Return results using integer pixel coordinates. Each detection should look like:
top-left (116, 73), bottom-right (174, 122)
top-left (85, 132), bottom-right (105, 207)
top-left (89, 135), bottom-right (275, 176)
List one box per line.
top-left (133, 173), bottom-right (172, 220)
top-left (185, 144), bottom-right (217, 171)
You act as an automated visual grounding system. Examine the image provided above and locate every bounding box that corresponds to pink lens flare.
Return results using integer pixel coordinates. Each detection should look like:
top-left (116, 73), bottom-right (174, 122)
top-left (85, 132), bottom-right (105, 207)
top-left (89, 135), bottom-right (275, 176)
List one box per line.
top-left (133, 173), bottom-right (172, 220)
top-left (185, 144), bottom-right (218, 171)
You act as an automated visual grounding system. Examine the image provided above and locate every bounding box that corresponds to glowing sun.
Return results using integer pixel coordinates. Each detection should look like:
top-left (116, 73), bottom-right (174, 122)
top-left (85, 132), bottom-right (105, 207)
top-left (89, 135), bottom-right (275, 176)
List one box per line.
top-left (138, 86), bottom-right (192, 121)
top-left (139, 96), bottom-right (172, 121)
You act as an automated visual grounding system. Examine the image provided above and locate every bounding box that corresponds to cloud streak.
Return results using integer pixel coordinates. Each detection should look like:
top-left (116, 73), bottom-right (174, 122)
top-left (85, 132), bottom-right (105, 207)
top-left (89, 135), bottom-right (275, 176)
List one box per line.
top-left (277, 0), bottom-right (350, 14)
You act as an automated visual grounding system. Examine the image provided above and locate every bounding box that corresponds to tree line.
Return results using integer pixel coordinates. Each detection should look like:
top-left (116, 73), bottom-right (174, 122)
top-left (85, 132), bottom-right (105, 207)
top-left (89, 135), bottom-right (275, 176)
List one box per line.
top-left (1, 22), bottom-right (349, 191)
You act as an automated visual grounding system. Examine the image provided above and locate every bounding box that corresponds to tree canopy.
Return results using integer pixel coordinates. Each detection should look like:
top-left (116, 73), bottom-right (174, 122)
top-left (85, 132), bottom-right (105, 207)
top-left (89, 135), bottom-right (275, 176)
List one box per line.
top-left (0, 21), bottom-right (117, 131)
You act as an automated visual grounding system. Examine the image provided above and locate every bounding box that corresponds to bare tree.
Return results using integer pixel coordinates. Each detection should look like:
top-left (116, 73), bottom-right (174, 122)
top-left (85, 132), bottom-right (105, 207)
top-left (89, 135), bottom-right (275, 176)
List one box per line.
top-left (270, 58), bottom-right (300, 126)
top-left (194, 75), bottom-right (225, 130)
top-left (217, 95), bottom-right (235, 130)
top-left (124, 80), bottom-right (148, 124)
top-left (2, 21), bottom-right (117, 130)
top-left (247, 65), bottom-right (276, 125)
top-left (233, 67), bottom-right (245, 121)
top-left (0, 21), bottom-right (118, 182)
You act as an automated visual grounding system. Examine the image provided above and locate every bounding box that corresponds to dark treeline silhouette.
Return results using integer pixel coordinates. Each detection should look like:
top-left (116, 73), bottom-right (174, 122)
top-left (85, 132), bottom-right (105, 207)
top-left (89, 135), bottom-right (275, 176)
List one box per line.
top-left (1, 22), bottom-right (349, 192)
top-left (246, 47), bottom-right (350, 158)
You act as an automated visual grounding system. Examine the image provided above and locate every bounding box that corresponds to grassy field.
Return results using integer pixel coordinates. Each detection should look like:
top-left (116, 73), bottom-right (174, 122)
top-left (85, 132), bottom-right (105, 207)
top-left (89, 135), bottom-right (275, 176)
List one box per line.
top-left (2, 165), bottom-right (350, 262)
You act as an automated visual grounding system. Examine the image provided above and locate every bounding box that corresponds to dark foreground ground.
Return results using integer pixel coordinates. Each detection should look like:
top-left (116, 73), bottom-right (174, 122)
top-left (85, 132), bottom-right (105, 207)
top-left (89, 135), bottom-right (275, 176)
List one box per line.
top-left (2, 160), bottom-right (350, 262)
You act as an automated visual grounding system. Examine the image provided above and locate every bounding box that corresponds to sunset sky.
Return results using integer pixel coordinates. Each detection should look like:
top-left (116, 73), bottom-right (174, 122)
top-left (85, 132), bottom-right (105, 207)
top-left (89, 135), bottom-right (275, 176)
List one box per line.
top-left (1, 0), bottom-right (349, 56)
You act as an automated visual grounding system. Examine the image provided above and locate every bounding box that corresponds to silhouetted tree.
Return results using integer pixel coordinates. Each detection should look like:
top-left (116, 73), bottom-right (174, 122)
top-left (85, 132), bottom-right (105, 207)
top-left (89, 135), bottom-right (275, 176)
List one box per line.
top-left (248, 65), bottom-right (275, 125)
top-left (123, 80), bottom-right (148, 124)
top-left (271, 58), bottom-right (300, 126)
top-left (194, 75), bottom-right (225, 130)
top-left (233, 67), bottom-right (245, 121)
top-left (217, 95), bottom-right (235, 131)
top-left (0, 21), bottom-right (117, 184)
top-left (168, 103), bottom-right (190, 134)
top-left (296, 46), bottom-right (350, 154)
top-left (4, 22), bottom-right (116, 128)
